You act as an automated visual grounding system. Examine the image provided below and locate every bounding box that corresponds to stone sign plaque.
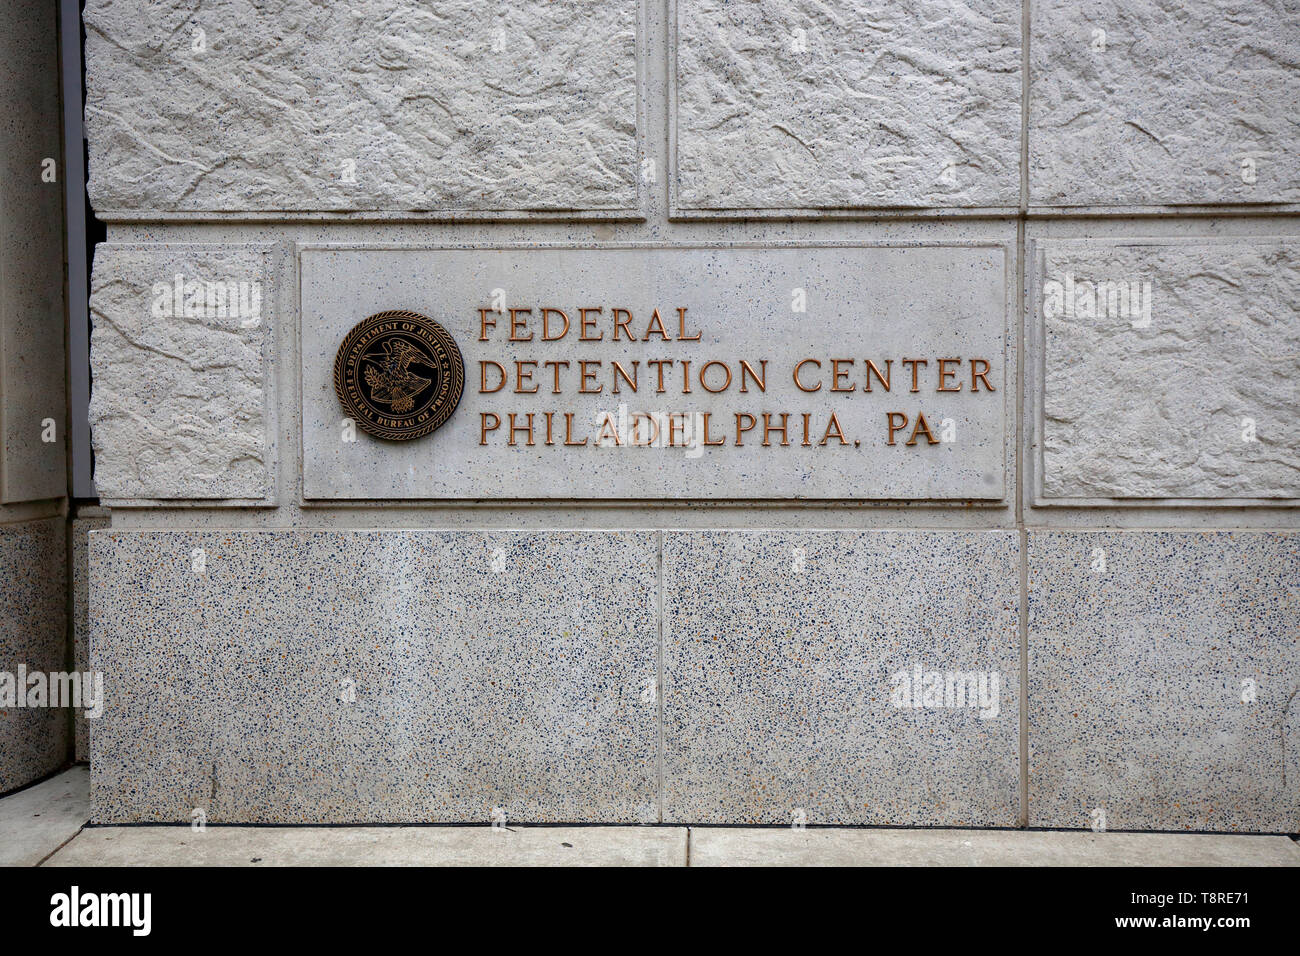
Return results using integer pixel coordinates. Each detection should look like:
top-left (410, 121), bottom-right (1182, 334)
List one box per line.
top-left (300, 245), bottom-right (1007, 500)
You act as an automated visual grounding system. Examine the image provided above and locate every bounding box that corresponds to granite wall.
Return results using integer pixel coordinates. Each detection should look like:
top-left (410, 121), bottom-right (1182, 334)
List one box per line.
top-left (82, 0), bottom-right (1299, 829)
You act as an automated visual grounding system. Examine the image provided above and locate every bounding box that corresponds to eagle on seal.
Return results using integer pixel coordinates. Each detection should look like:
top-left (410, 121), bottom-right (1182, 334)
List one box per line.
top-left (363, 339), bottom-right (434, 414)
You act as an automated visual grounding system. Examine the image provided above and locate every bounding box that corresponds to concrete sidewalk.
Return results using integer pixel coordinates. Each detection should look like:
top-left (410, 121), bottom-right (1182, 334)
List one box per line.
top-left (5, 769), bottom-right (1298, 867)
top-left (0, 766), bottom-right (90, 866)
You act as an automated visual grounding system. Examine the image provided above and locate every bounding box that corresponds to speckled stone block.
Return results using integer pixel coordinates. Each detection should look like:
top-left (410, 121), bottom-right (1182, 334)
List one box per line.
top-left (0, 518), bottom-right (69, 793)
top-left (1036, 238), bottom-right (1300, 502)
top-left (663, 531), bottom-right (1021, 826)
top-left (674, 0), bottom-right (1022, 212)
top-left (89, 530), bottom-right (658, 823)
top-left (1029, 0), bottom-right (1300, 207)
top-left (84, 0), bottom-right (639, 215)
top-left (72, 515), bottom-right (110, 763)
top-left (1028, 531), bottom-right (1300, 833)
top-left (88, 244), bottom-right (275, 502)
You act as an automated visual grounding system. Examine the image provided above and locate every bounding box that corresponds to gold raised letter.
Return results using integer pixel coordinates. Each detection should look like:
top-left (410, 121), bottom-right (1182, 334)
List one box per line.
top-left (793, 358), bottom-right (822, 392)
top-left (937, 358), bottom-right (962, 392)
top-left (478, 308), bottom-right (498, 342)
top-left (480, 361), bottom-right (506, 394)
top-left (677, 307), bottom-right (701, 341)
top-left (541, 308), bottom-right (570, 341)
top-left (508, 308), bottom-right (533, 342)
top-left (886, 412), bottom-right (908, 446)
top-left (579, 307), bottom-right (604, 341)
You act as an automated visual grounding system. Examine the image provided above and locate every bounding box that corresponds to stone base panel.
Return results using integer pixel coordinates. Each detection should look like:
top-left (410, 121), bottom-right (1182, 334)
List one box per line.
top-left (89, 528), bottom-right (1298, 831)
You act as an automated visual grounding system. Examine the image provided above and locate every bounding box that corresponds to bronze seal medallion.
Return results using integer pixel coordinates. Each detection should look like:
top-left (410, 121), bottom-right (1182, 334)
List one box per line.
top-left (333, 310), bottom-right (464, 441)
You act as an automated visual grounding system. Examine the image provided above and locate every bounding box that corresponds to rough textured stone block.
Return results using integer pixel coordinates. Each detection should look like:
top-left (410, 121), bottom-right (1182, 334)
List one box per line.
top-left (0, 518), bottom-right (69, 793)
top-left (1030, 0), bottom-right (1300, 206)
top-left (663, 531), bottom-right (1021, 826)
top-left (84, 0), bottom-right (639, 215)
top-left (88, 244), bottom-right (275, 502)
top-left (89, 530), bottom-right (658, 823)
top-left (1028, 531), bottom-right (1300, 833)
top-left (1037, 238), bottom-right (1300, 501)
top-left (72, 515), bottom-right (110, 762)
top-left (674, 0), bottom-right (1021, 212)
top-left (1, 0), bottom-right (66, 502)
